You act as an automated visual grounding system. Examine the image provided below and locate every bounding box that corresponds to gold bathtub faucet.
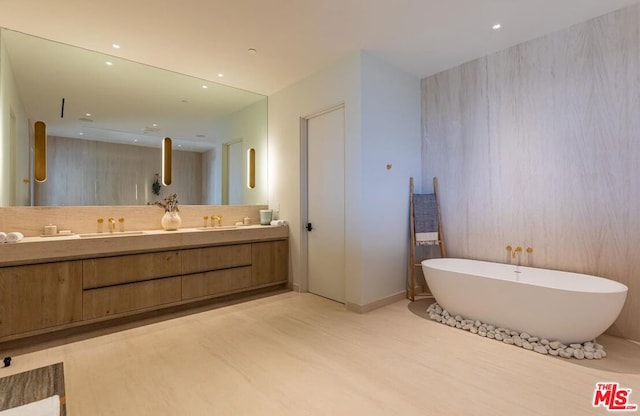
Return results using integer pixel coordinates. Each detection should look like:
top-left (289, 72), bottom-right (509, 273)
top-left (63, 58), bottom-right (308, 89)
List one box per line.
top-left (506, 245), bottom-right (534, 266)
top-left (512, 246), bottom-right (522, 259)
top-left (108, 218), bottom-right (116, 232)
top-left (505, 245), bottom-right (523, 258)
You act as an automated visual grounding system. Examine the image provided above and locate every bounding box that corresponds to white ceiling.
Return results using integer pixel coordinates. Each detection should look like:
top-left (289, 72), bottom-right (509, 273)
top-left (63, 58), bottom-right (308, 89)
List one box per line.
top-left (1, 0), bottom-right (638, 96)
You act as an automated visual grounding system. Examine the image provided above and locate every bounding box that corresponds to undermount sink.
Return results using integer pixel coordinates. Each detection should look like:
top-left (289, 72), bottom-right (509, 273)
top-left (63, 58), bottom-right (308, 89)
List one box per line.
top-left (79, 231), bottom-right (145, 238)
top-left (196, 226), bottom-right (238, 231)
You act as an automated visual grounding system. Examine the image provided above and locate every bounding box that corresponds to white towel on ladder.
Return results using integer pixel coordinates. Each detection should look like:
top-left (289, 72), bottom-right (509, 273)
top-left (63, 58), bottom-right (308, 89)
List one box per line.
top-left (416, 232), bottom-right (439, 245)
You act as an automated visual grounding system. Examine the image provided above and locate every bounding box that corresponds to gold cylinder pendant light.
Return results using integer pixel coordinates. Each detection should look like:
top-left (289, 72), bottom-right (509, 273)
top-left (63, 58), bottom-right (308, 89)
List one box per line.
top-left (34, 121), bottom-right (47, 182)
top-left (162, 137), bottom-right (172, 186)
top-left (247, 148), bottom-right (256, 189)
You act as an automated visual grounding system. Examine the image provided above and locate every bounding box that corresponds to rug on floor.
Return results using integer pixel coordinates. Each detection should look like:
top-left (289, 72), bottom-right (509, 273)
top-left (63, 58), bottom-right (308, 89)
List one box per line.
top-left (0, 362), bottom-right (65, 416)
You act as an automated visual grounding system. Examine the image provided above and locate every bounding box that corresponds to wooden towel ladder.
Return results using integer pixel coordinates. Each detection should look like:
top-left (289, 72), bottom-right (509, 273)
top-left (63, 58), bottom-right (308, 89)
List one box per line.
top-left (408, 176), bottom-right (446, 301)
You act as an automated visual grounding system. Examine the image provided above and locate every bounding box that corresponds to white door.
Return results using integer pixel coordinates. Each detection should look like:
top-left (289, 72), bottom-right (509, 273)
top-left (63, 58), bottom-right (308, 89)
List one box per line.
top-left (307, 106), bottom-right (345, 303)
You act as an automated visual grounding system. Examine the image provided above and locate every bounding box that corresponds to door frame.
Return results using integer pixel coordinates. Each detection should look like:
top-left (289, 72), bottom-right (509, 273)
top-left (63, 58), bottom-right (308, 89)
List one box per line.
top-left (221, 138), bottom-right (243, 205)
top-left (299, 102), bottom-right (345, 295)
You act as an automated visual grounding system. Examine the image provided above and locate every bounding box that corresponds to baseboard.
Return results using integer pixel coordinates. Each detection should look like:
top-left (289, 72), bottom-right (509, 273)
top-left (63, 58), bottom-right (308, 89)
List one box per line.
top-left (346, 291), bottom-right (406, 314)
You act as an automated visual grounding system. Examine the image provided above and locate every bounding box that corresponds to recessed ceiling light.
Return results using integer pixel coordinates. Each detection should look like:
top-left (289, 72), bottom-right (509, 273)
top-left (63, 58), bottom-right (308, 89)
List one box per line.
top-left (202, 85), bottom-right (208, 89)
top-left (85, 113), bottom-right (92, 117)
top-left (152, 123), bottom-right (158, 127)
top-left (79, 132), bottom-right (84, 136)
top-left (133, 139), bottom-right (138, 142)
top-left (106, 61), bottom-right (113, 66)
top-left (492, 23), bottom-right (502, 30)
top-left (112, 43), bottom-right (121, 49)
top-left (248, 48), bottom-right (257, 54)
top-left (217, 73), bottom-right (224, 78)
top-left (178, 144), bottom-right (182, 148)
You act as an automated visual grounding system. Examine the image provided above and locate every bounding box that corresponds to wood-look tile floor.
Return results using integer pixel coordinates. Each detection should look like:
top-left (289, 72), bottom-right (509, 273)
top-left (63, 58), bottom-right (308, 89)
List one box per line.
top-left (1, 292), bottom-right (639, 415)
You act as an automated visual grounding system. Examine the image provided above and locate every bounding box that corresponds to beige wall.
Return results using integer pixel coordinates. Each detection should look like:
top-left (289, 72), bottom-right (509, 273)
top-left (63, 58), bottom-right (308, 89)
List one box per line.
top-left (208, 98), bottom-right (268, 205)
top-left (268, 51), bottom-right (422, 308)
top-left (0, 32), bottom-right (31, 206)
top-left (422, 5), bottom-right (640, 341)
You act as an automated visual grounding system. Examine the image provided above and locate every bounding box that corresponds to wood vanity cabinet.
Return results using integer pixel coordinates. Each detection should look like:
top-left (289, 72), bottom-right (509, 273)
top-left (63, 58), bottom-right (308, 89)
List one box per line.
top-left (0, 235), bottom-right (288, 343)
top-left (0, 261), bottom-right (82, 337)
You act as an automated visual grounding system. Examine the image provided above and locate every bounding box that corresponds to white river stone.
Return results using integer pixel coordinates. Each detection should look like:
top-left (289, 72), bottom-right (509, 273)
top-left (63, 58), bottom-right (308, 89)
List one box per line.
top-left (534, 345), bottom-right (548, 354)
top-left (423, 302), bottom-right (606, 361)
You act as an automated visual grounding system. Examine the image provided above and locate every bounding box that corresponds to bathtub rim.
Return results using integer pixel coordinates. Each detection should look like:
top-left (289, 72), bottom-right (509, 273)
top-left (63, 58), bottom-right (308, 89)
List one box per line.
top-left (421, 257), bottom-right (628, 295)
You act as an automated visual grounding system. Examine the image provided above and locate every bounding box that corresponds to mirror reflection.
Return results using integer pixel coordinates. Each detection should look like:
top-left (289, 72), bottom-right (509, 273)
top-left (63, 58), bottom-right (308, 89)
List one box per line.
top-left (0, 28), bottom-right (267, 207)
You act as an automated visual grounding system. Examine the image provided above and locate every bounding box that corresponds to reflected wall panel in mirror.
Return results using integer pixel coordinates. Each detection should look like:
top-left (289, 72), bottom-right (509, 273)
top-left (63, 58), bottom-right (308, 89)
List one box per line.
top-left (0, 28), bottom-right (268, 207)
top-left (35, 136), bottom-right (204, 206)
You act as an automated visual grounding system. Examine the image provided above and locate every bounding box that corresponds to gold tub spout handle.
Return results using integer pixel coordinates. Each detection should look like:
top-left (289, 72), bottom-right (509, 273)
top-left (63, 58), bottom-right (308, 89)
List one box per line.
top-left (512, 246), bottom-right (523, 259)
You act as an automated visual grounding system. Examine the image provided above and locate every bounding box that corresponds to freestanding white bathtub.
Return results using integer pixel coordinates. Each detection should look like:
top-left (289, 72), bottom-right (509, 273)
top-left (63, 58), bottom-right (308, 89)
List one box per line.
top-left (422, 258), bottom-right (628, 344)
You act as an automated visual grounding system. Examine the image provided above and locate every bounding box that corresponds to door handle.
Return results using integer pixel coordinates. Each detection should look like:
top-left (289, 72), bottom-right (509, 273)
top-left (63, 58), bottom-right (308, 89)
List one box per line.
top-left (306, 223), bottom-right (313, 232)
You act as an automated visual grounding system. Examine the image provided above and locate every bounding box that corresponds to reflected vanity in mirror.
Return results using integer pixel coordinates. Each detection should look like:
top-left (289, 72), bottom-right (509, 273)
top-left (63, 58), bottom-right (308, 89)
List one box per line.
top-left (0, 28), bottom-right (267, 207)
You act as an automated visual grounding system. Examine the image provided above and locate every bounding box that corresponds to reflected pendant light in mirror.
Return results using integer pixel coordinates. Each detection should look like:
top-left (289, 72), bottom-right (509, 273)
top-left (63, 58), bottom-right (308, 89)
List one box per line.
top-left (247, 148), bottom-right (256, 189)
top-left (34, 121), bottom-right (47, 182)
top-left (162, 137), bottom-right (172, 186)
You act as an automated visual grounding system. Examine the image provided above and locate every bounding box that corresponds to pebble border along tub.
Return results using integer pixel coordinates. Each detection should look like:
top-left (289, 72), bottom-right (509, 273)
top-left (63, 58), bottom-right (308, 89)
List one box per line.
top-left (422, 258), bottom-right (628, 359)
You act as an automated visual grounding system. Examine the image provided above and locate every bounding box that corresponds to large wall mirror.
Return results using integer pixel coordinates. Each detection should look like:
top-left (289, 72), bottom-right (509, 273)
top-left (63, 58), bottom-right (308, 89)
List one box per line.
top-left (0, 28), bottom-right (267, 207)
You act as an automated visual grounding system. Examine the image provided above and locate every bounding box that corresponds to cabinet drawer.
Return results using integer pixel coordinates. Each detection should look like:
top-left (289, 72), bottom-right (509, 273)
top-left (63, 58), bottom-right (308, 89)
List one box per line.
top-left (182, 266), bottom-right (252, 300)
top-left (83, 251), bottom-right (181, 289)
top-left (83, 276), bottom-right (181, 320)
top-left (182, 244), bottom-right (251, 275)
top-left (0, 261), bottom-right (82, 337)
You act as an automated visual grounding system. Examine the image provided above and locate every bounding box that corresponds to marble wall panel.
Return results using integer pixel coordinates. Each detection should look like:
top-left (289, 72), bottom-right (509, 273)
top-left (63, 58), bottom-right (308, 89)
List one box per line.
top-left (422, 5), bottom-right (640, 341)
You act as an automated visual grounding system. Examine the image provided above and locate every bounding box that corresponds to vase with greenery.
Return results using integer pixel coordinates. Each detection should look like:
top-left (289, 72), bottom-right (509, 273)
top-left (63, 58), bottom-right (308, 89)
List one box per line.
top-left (155, 193), bottom-right (181, 231)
